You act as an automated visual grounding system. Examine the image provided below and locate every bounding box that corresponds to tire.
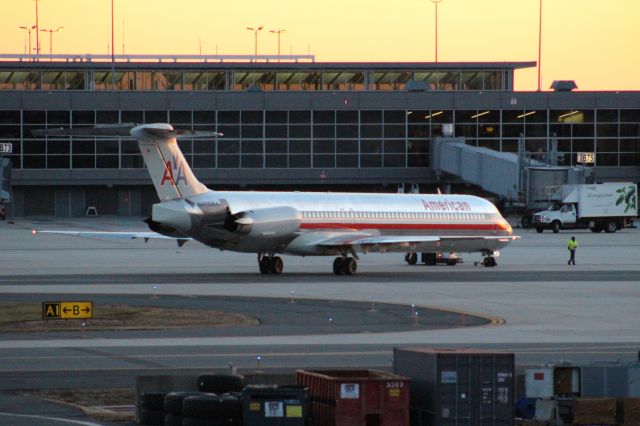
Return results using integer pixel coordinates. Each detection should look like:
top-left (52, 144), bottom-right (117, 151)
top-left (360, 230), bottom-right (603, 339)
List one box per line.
top-left (139, 408), bottom-right (165, 425)
top-left (164, 413), bottom-right (183, 426)
top-left (182, 418), bottom-right (234, 426)
top-left (333, 257), bottom-right (344, 275)
top-left (197, 374), bottom-right (246, 394)
top-left (221, 391), bottom-right (243, 400)
top-left (140, 392), bottom-right (167, 411)
top-left (164, 391), bottom-right (205, 415)
top-left (344, 257), bottom-right (357, 275)
top-left (551, 221), bottom-right (561, 233)
top-left (483, 257), bottom-right (497, 268)
top-left (605, 221), bottom-right (617, 233)
top-left (259, 257), bottom-right (269, 274)
top-left (183, 394), bottom-right (241, 419)
top-left (270, 256), bottom-right (284, 274)
top-left (405, 252), bottom-right (418, 265)
top-left (445, 259), bottom-right (457, 266)
top-left (535, 227), bottom-right (544, 233)
top-left (423, 253), bottom-right (437, 265)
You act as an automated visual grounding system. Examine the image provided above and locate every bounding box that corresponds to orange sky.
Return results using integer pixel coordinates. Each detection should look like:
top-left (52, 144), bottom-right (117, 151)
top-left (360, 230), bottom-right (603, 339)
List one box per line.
top-left (2, 0), bottom-right (639, 91)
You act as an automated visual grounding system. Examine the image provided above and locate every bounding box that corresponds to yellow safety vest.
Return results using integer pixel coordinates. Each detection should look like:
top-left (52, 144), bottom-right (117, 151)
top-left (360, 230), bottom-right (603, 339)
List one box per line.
top-left (567, 240), bottom-right (578, 250)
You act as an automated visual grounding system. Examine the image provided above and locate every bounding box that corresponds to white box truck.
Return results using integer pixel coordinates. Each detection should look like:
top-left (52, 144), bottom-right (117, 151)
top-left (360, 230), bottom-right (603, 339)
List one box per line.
top-left (532, 182), bottom-right (637, 233)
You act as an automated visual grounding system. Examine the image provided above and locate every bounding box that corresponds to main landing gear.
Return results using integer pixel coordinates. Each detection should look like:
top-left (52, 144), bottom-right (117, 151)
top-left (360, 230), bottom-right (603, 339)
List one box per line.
top-left (258, 254), bottom-right (284, 275)
top-left (333, 256), bottom-right (357, 275)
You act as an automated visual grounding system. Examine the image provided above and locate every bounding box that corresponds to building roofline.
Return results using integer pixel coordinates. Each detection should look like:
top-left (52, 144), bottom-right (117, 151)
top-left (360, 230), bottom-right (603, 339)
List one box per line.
top-left (0, 54), bottom-right (536, 71)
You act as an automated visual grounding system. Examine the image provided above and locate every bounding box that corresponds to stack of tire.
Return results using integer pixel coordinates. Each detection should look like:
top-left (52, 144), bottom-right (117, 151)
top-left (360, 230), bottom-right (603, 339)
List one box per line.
top-left (138, 373), bottom-right (245, 425)
top-left (139, 391), bottom-right (168, 425)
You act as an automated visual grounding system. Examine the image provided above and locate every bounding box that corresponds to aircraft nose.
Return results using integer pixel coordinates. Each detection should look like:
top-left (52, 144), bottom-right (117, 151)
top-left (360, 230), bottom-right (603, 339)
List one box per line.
top-left (500, 218), bottom-right (513, 234)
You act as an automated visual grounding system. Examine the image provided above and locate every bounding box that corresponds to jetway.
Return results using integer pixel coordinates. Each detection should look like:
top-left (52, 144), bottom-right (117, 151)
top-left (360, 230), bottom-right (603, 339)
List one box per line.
top-left (431, 137), bottom-right (589, 209)
top-left (432, 137), bottom-right (524, 200)
top-left (0, 157), bottom-right (10, 203)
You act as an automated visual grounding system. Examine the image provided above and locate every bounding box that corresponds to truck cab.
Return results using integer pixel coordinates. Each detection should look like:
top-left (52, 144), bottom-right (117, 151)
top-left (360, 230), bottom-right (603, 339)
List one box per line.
top-left (533, 203), bottom-right (577, 233)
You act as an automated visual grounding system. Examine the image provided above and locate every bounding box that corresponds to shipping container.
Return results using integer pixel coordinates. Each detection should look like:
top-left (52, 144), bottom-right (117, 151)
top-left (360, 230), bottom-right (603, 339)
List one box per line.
top-left (296, 369), bottom-right (410, 426)
top-left (394, 348), bottom-right (514, 426)
top-left (243, 385), bottom-right (309, 426)
top-left (581, 364), bottom-right (630, 397)
top-left (525, 363), bottom-right (640, 399)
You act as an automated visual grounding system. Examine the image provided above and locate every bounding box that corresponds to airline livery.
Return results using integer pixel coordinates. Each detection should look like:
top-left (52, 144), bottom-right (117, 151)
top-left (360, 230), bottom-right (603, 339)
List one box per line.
top-left (35, 123), bottom-right (519, 275)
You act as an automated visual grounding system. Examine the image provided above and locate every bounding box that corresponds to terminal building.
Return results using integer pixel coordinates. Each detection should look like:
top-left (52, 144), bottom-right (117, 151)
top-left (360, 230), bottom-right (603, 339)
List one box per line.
top-left (0, 54), bottom-right (638, 216)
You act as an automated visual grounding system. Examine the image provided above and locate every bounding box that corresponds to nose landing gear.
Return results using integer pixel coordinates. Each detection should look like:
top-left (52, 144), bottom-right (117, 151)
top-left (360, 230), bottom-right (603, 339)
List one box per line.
top-left (480, 251), bottom-right (497, 267)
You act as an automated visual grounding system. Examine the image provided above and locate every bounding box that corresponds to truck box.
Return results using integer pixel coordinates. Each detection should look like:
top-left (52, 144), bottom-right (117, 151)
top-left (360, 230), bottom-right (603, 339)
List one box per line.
top-left (560, 182), bottom-right (637, 218)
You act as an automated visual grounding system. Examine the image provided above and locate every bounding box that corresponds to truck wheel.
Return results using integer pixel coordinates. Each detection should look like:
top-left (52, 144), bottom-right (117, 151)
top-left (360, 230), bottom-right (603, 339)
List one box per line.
top-left (604, 221), bottom-right (617, 233)
top-left (535, 227), bottom-right (544, 233)
top-left (551, 221), bottom-right (561, 233)
top-left (405, 252), bottom-right (418, 265)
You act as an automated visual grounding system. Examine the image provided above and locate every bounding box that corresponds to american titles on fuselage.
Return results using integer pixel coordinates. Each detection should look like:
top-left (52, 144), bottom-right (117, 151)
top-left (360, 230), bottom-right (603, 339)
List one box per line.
top-left (421, 199), bottom-right (472, 212)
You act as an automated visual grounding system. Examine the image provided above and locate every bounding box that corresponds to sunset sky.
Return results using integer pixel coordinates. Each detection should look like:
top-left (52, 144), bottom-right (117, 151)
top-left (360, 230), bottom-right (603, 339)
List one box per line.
top-left (2, 0), bottom-right (639, 91)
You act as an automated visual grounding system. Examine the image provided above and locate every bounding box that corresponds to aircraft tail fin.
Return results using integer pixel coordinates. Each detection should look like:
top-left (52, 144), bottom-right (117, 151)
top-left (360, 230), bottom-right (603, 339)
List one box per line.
top-left (131, 124), bottom-right (215, 201)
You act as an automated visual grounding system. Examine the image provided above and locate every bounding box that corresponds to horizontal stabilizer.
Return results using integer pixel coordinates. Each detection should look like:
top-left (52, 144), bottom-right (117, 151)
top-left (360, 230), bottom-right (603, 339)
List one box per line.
top-left (33, 229), bottom-right (191, 241)
top-left (31, 123), bottom-right (222, 139)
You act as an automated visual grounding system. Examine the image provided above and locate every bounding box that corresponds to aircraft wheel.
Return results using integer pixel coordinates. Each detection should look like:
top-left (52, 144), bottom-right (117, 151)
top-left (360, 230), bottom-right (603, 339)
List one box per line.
top-left (344, 257), bottom-right (357, 275)
top-left (483, 256), bottom-right (497, 268)
top-left (270, 256), bottom-right (284, 275)
top-left (259, 257), bottom-right (270, 274)
top-left (423, 253), bottom-right (437, 266)
top-left (333, 257), bottom-right (345, 275)
top-left (405, 252), bottom-right (418, 265)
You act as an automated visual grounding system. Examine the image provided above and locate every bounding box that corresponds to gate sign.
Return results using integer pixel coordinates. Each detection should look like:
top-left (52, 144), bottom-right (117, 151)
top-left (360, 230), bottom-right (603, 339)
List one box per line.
top-left (0, 143), bottom-right (12, 154)
top-left (42, 301), bottom-right (93, 320)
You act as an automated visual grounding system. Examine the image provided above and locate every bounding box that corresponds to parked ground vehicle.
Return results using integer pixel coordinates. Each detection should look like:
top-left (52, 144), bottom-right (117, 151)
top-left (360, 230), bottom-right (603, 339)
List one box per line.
top-left (404, 252), bottom-right (461, 266)
top-left (532, 183), bottom-right (637, 233)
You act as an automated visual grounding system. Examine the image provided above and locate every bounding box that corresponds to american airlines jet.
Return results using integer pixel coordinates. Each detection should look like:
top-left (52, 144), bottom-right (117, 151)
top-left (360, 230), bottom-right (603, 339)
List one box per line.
top-left (35, 123), bottom-right (518, 275)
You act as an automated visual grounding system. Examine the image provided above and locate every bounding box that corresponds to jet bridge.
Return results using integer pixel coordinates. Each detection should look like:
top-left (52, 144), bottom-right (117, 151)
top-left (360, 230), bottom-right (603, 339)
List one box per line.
top-left (432, 137), bottom-right (590, 210)
top-left (0, 157), bottom-right (10, 204)
top-left (432, 137), bottom-right (524, 200)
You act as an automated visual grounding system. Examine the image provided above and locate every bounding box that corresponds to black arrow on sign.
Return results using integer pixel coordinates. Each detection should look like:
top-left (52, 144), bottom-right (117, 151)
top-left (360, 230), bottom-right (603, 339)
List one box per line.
top-left (63, 307), bottom-right (71, 313)
top-left (82, 307), bottom-right (90, 313)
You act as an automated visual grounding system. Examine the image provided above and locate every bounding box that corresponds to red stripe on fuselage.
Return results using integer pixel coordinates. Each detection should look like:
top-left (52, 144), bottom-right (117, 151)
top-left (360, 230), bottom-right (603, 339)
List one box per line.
top-left (299, 222), bottom-right (502, 231)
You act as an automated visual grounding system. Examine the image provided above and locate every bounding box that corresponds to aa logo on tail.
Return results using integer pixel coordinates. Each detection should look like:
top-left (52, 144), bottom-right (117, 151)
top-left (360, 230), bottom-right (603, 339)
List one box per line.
top-left (161, 155), bottom-right (188, 186)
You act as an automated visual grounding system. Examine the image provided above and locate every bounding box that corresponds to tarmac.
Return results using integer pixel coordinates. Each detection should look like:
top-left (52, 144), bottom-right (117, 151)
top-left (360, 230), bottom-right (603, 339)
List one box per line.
top-left (1, 217), bottom-right (640, 425)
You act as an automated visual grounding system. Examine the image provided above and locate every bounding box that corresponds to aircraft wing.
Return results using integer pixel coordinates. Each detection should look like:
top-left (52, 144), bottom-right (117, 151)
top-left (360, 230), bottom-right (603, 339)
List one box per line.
top-left (315, 234), bottom-right (441, 246)
top-left (310, 233), bottom-right (518, 254)
top-left (33, 230), bottom-right (192, 246)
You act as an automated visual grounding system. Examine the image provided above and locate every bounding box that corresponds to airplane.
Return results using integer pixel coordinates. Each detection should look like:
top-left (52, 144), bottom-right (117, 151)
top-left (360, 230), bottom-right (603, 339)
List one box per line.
top-left (34, 123), bottom-right (519, 275)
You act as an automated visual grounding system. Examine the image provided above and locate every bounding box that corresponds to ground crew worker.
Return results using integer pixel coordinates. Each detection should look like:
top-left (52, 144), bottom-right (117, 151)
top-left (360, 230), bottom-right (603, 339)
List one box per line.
top-left (567, 236), bottom-right (578, 265)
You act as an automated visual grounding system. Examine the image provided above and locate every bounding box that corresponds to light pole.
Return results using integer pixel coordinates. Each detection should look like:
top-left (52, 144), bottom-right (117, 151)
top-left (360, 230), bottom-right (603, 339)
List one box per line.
top-left (40, 26), bottom-right (63, 57)
top-left (111, 0), bottom-right (115, 90)
top-left (537, 0), bottom-right (543, 92)
top-left (34, 0), bottom-right (40, 56)
top-left (430, 0), bottom-right (442, 63)
top-left (269, 29), bottom-right (286, 61)
top-left (19, 25), bottom-right (37, 56)
top-left (246, 26), bottom-right (263, 57)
